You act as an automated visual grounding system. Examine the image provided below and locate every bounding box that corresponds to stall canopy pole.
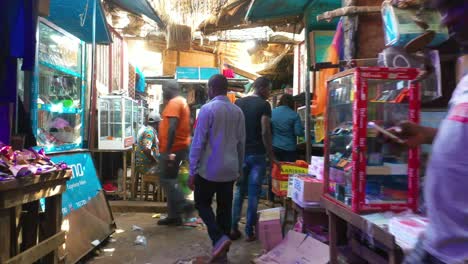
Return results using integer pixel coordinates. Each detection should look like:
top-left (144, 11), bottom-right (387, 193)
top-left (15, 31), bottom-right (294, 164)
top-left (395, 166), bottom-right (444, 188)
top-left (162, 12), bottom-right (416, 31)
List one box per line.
top-left (305, 71), bottom-right (311, 162)
top-left (88, 0), bottom-right (97, 148)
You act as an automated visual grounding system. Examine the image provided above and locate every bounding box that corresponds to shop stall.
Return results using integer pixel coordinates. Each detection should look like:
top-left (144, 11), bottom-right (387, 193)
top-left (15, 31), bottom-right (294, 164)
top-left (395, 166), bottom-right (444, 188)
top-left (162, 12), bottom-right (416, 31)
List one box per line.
top-left (25, 0), bottom-right (116, 261)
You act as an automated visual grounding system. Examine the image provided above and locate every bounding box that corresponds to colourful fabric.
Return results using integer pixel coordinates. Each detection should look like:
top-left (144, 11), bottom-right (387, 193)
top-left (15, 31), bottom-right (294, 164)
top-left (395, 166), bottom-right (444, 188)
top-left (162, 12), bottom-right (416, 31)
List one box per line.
top-left (135, 126), bottom-right (158, 174)
top-left (312, 19), bottom-right (343, 142)
top-left (159, 96), bottom-right (191, 153)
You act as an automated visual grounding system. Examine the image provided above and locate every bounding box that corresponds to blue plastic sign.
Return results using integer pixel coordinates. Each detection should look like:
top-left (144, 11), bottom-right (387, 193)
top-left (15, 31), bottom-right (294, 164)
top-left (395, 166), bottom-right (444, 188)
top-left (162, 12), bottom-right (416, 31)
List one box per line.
top-left (50, 152), bottom-right (102, 217)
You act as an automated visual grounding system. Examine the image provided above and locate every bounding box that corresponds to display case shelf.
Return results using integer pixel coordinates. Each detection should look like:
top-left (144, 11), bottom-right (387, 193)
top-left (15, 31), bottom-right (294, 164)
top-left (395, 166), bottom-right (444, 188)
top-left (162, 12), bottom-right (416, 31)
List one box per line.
top-left (39, 61), bottom-right (82, 78)
top-left (32, 19), bottom-right (85, 153)
top-left (98, 95), bottom-right (135, 150)
top-left (38, 103), bottom-right (82, 114)
top-left (323, 67), bottom-right (421, 214)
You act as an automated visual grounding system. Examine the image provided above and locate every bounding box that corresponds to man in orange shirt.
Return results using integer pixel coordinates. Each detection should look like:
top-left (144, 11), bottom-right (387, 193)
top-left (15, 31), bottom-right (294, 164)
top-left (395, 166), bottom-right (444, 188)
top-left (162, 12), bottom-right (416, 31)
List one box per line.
top-left (158, 80), bottom-right (193, 226)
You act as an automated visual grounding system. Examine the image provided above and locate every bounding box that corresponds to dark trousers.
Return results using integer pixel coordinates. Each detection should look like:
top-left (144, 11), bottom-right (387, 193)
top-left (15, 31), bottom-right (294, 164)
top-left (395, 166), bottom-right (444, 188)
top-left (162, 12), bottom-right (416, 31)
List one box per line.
top-left (194, 174), bottom-right (234, 245)
top-left (160, 149), bottom-right (189, 219)
top-left (273, 147), bottom-right (297, 162)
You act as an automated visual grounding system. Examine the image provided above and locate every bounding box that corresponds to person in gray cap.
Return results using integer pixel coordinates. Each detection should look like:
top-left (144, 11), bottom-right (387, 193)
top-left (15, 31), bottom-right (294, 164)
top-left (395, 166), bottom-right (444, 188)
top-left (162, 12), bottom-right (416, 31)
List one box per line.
top-left (158, 80), bottom-right (194, 226)
top-left (135, 112), bottom-right (161, 177)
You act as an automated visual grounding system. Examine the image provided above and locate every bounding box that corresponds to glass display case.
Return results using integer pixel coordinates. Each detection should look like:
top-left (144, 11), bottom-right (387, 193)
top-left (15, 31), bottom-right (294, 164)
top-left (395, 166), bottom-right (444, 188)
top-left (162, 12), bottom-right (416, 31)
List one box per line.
top-left (323, 67), bottom-right (421, 213)
top-left (32, 19), bottom-right (85, 153)
top-left (133, 101), bottom-right (147, 139)
top-left (98, 95), bottom-right (135, 150)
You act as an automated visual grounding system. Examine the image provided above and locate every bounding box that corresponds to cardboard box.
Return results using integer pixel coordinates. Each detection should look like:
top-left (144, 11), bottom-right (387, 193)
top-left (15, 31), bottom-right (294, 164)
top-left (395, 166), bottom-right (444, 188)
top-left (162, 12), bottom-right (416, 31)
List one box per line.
top-left (253, 230), bottom-right (329, 264)
top-left (257, 208), bottom-right (283, 251)
top-left (293, 176), bottom-right (323, 203)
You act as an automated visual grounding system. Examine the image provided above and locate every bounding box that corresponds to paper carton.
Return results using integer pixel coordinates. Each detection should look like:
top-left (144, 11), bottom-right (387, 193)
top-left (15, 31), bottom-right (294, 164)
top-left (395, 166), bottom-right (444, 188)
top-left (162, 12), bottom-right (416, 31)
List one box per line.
top-left (253, 230), bottom-right (329, 264)
top-left (257, 208), bottom-right (283, 251)
top-left (292, 176), bottom-right (323, 203)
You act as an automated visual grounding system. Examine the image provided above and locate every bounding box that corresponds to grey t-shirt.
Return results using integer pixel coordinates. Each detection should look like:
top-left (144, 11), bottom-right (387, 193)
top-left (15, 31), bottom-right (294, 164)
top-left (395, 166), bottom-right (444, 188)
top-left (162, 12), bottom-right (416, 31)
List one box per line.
top-left (424, 75), bottom-right (468, 263)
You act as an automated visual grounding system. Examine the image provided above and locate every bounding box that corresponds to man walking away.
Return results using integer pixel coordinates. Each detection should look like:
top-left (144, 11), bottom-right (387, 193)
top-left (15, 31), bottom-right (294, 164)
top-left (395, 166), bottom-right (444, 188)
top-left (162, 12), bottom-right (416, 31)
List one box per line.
top-left (158, 80), bottom-right (193, 226)
top-left (231, 77), bottom-right (277, 242)
top-left (189, 74), bottom-right (245, 261)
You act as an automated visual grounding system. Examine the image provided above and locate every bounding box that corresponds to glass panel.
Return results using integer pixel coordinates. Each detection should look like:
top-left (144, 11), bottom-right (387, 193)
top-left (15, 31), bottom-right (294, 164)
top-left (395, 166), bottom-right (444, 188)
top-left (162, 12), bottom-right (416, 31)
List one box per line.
top-left (327, 74), bottom-right (354, 205)
top-left (38, 22), bottom-right (82, 74)
top-left (38, 65), bottom-right (82, 107)
top-left (111, 98), bottom-right (123, 139)
top-left (365, 79), bottom-right (409, 205)
top-left (124, 99), bottom-right (133, 138)
top-left (36, 111), bottom-right (82, 146)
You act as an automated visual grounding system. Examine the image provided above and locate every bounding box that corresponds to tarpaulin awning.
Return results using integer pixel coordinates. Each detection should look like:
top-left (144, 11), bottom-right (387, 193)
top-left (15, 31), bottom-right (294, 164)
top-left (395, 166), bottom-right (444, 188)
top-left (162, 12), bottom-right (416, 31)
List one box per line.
top-left (109, 0), bottom-right (165, 29)
top-left (198, 0), bottom-right (251, 34)
top-left (245, 0), bottom-right (312, 22)
top-left (304, 0), bottom-right (341, 30)
top-left (48, 0), bottom-right (111, 44)
top-left (198, 0), bottom-right (304, 35)
top-left (245, 0), bottom-right (341, 30)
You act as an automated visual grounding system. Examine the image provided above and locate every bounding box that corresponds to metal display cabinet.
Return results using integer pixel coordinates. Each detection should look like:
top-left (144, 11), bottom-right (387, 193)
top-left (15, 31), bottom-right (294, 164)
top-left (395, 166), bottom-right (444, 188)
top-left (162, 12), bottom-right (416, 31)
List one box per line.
top-left (32, 19), bottom-right (86, 153)
top-left (98, 95), bottom-right (135, 150)
top-left (323, 67), bottom-right (421, 213)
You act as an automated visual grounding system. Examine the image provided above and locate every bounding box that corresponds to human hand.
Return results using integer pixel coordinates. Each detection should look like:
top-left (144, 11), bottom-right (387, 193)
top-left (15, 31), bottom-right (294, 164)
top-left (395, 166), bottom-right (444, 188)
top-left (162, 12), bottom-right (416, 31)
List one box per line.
top-left (188, 174), bottom-right (196, 191)
top-left (388, 121), bottom-right (428, 148)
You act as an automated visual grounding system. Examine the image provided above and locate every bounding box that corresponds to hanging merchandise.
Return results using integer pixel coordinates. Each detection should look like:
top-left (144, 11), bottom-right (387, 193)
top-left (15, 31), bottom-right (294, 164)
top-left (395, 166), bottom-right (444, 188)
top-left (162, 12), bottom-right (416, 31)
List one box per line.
top-left (378, 46), bottom-right (442, 102)
top-left (312, 19), bottom-right (343, 142)
top-left (381, 1), bottom-right (449, 48)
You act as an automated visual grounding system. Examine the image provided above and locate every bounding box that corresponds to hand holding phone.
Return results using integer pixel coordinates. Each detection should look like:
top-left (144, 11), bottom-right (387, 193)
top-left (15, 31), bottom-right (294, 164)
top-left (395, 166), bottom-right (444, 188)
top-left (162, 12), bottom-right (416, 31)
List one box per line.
top-left (368, 122), bottom-right (405, 144)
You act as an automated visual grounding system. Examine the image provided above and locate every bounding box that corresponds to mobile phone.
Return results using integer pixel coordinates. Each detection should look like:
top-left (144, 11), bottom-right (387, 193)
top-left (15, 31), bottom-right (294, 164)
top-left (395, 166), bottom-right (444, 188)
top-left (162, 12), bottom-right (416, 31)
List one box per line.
top-left (368, 122), bottom-right (404, 144)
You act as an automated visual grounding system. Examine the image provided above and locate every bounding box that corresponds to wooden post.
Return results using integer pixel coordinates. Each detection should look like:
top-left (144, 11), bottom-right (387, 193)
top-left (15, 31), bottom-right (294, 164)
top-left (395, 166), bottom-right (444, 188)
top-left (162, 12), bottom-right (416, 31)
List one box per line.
top-left (131, 145), bottom-right (136, 199)
top-left (328, 211), bottom-right (338, 264)
top-left (41, 195), bottom-right (62, 264)
top-left (123, 151), bottom-right (127, 200)
top-left (0, 208), bottom-right (11, 262)
top-left (21, 201), bottom-right (39, 252)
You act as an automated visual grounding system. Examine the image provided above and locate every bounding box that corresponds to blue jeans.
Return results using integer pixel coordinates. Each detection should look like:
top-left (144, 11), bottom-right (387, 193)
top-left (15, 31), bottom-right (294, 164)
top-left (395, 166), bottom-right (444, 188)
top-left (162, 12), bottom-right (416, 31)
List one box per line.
top-left (232, 154), bottom-right (267, 237)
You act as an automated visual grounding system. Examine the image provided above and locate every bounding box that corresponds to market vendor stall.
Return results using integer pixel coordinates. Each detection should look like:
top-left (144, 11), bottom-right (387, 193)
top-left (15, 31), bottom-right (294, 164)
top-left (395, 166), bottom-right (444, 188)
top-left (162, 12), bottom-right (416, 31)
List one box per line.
top-left (0, 145), bottom-right (71, 264)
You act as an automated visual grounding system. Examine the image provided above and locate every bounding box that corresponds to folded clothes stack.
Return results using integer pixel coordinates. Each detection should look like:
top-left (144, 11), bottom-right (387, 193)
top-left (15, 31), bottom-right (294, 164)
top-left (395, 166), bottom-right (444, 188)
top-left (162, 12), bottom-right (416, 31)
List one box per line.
top-left (0, 142), bottom-right (68, 181)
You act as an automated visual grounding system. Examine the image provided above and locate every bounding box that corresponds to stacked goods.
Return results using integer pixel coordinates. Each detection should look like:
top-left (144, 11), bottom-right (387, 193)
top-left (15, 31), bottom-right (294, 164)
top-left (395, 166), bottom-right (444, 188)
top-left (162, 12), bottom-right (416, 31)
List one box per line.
top-left (292, 176), bottom-right (324, 207)
top-left (309, 156), bottom-right (324, 180)
top-left (271, 160), bottom-right (308, 197)
top-left (389, 215), bottom-right (428, 250)
top-left (0, 142), bottom-right (68, 181)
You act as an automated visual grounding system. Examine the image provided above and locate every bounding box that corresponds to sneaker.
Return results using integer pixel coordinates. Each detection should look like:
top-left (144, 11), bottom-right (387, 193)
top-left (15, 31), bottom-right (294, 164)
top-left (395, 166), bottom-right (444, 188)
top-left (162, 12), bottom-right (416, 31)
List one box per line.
top-left (182, 202), bottom-right (196, 218)
top-left (245, 234), bottom-right (257, 242)
top-left (157, 217), bottom-right (182, 226)
top-left (210, 252), bottom-right (228, 263)
top-left (229, 229), bottom-right (242, 241)
top-left (212, 235), bottom-right (231, 259)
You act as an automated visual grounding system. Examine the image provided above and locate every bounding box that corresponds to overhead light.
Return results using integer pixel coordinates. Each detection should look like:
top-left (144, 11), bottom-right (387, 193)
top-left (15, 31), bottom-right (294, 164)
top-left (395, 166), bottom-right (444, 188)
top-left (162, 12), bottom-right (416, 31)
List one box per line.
top-left (245, 40), bottom-right (256, 50)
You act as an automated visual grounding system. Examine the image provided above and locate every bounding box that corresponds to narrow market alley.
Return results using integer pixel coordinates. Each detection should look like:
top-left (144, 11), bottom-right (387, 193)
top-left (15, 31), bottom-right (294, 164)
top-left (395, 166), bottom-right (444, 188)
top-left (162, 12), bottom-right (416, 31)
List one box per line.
top-left (1, 0), bottom-right (467, 264)
top-left (87, 213), bottom-right (262, 264)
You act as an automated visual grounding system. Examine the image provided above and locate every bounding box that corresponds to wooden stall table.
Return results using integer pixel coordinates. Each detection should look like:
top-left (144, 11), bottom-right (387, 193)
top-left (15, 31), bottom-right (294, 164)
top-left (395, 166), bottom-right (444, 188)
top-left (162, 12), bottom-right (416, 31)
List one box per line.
top-left (322, 197), bottom-right (405, 264)
top-left (0, 169), bottom-right (71, 264)
top-left (291, 200), bottom-right (327, 234)
top-left (89, 147), bottom-right (135, 200)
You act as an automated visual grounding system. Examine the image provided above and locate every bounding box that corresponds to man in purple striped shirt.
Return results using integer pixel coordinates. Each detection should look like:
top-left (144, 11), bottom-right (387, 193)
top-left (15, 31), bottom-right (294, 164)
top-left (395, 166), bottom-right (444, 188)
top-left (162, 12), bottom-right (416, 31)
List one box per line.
top-left (189, 74), bottom-right (245, 261)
